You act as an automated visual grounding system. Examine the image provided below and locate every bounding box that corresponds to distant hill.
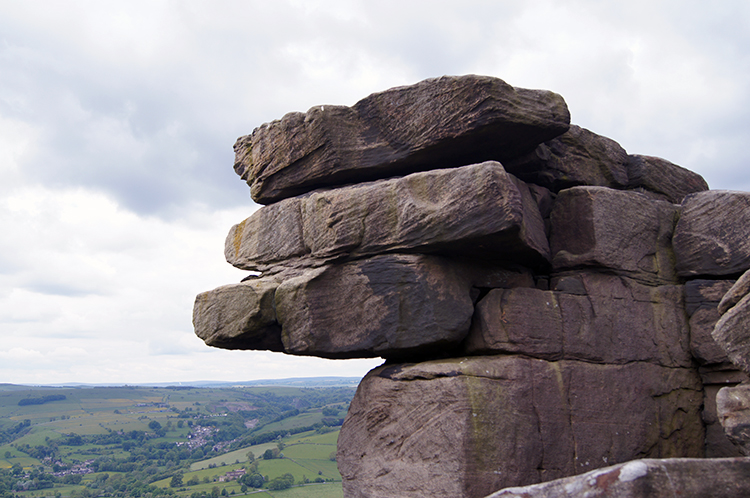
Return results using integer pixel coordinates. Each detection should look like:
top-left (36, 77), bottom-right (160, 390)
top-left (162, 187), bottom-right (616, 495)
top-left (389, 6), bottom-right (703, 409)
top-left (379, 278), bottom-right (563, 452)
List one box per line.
top-left (4, 376), bottom-right (362, 389)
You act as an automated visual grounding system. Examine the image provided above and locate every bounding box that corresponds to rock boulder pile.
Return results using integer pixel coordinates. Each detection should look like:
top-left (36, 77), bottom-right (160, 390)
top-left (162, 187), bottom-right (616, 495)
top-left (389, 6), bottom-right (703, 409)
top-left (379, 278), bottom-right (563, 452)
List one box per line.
top-left (193, 75), bottom-right (750, 498)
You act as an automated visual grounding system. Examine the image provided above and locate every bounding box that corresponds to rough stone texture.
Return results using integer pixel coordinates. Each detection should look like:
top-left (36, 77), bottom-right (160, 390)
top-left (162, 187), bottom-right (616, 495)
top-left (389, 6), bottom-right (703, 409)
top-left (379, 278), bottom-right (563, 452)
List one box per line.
top-left (193, 258), bottom-right (535, 359)
top-left (192, 278), bottom-right (283, 351)
top-left (626, 154), bottom-right (709, 204)
top-left (714, 293), bottom-right (750, 375)
top-left (190, 76), bottom-right (750, 498)
top-left (685, 279), bottom-right (736, 365)
top-left (226, 162), bottom-right (550, 272)
top-left (549, 187), bottom-right (679, 283)
top-left (674, 190), bottom-right (750, 277)
top-left (717, 383), bottom-right (750, 456)
top-left (503, 125), bottom-right (630, 192)
top-left (234, 75), bottom-right (570, 204)
top-left (464, 273), bottom-right (691, 368)
top-left (719, 269), bottom-right (750, 315)
top-left (275, 254), bottom-right (475, 359)
top-left (338, 357), bottom-right (703, 498)
top-left (485, 458), bottom-right (750, 498)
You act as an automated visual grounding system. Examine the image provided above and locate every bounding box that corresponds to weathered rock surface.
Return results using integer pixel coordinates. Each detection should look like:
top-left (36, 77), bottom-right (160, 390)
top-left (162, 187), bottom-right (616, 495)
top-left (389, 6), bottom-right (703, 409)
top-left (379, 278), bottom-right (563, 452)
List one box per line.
top-left (234, 75), bottom-right (570, 204)
top-left (714, 293), bottom-right (750, 375)
top-left (626, 154), bottom-right (709, 204)
top-left (685, 279), bottom-right (736, 365)
top-left (275, 254), bottom-right (475, 359)
top-left (226, 161), bottom-right (550, 272)
top-left (191, 76), bottom-right (750, 498)
top-left (674, 190), bottom-right (750, 277)
top-left (719, 269), bottom-right (750, 315)
top-left (338, 357), bottom-right (703, 498)
top-left (464, 273), bottom-right (691, 367)
top-left (549, 187), bottom-right (679, 283)
top-left (503, 125), bottom-right (630, 191)
top-left (717, 384), bottom-right (750, 456)
top-left (193, 278), bottom-right (283, 351)
top-left (485, 458), bottom-right (750, 498)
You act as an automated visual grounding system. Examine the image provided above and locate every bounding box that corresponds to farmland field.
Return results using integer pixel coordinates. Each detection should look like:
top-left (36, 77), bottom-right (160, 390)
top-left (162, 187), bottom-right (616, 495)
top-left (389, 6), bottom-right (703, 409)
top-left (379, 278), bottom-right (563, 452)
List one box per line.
top-left (0, 381), bottom-right (356, 497)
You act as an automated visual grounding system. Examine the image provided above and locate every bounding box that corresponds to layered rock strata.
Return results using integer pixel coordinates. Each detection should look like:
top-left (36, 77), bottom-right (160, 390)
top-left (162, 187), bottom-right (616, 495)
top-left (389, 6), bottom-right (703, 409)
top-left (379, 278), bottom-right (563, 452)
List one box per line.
top-left (193, 75), bottom-right (750, 498)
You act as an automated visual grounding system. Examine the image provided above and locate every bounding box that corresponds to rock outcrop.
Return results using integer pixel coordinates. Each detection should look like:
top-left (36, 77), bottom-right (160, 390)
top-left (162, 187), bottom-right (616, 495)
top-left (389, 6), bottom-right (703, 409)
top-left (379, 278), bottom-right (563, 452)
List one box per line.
top-left (193, 75), bottom-right (750, 498)
top-left (485, 458), bottom-right (750, 498)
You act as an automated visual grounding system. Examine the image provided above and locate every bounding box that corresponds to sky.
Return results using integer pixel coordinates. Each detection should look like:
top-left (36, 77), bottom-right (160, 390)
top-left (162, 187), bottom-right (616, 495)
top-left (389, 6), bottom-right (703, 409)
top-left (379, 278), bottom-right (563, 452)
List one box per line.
top-left (1, 0), bottom-right (749, 385)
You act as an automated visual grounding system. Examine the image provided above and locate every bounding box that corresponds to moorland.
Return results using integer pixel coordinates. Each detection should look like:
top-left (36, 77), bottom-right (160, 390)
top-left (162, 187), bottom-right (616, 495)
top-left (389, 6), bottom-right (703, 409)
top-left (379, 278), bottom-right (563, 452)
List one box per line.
top-left (0, 380), bottom-right (358, 497)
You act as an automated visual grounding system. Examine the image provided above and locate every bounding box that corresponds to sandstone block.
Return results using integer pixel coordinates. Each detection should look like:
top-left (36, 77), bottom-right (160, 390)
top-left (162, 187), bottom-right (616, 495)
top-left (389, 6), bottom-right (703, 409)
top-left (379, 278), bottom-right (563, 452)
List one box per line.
top-left (503, 125), bottom-right (629, 192)
top-left (549, 187), bottom-right (679, 283)
top-left (674, 191), bottom-right (750, 277)
top-left (626, 154), bottom-right (709, 204)
top-left (713, 293), bottom-right (750, 374)
top-left (717, 383), bottom-right (750, 456)
top-left (226, 162), bottom-right (550, 272)
top-left (234, 75), bottom-right (570, 203)
top-left (275, 254), bottom-right (475, 359)
top-left (685, 280), bottom-right (736, 365)
top-left (192, 278), bottom-right (283, 351)
top-left (486, 458), bottom-right (750, 498)
top-left (464, 273), bottom-right (691, 367)
top-left (338, 356), bottom-right (703, 498)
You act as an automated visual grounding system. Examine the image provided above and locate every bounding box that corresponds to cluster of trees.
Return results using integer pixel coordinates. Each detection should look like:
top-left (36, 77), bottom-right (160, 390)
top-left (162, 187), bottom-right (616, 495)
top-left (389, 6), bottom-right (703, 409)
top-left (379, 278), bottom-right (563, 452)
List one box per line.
top-left (0, 419), bottom-right (30, 445)
top-left (17, 394), bottom-right (66, 406)
top-left (0, 466), bottom-right (180, 498)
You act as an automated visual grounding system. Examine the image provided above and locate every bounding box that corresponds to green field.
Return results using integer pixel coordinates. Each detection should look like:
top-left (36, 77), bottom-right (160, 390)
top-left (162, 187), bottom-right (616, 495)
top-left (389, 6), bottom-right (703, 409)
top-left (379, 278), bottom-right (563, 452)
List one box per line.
top-left (0, 383), bottom-right (353, 497)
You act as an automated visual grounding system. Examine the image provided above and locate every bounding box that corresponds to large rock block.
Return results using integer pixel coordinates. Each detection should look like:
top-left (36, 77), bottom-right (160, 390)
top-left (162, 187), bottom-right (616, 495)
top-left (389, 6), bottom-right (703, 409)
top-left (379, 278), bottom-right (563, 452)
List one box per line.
top-left (626, 154), bottom-right (709, 204)
top-left (486, 458), bottom-right (750, 498)
top-left (464, 273), bottom-right (691, 367)
top-left (276, 254), bottom-right (475, 359)
top-left (234, 75), bottom-right (570, 204)
top-left (674, 191), bottom-right (750, 277)
top-left (192, 278), bottom-right (283, 351)
top-left (338, 356), bottom-right (703, 498)
top-left (503, 125), bottom-right (629, 192)
top-left (193, 256), bottom-right (539, 360)
top-left (226, 162), bottom-right (550, 272)
top-left (549, 187), bottom-right (679, 283)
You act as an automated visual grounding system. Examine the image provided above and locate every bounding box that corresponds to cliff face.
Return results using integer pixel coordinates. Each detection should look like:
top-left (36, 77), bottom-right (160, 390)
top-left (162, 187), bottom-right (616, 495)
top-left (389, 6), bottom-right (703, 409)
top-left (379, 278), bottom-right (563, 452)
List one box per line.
top-left (193, 75), bottom-right (750, 498)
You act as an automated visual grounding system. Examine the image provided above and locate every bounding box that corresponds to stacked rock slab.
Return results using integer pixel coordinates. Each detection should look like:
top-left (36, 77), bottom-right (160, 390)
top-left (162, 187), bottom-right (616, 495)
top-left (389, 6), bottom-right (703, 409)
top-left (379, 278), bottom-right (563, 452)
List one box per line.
top-left (192, 75), bottom-right (747, 498)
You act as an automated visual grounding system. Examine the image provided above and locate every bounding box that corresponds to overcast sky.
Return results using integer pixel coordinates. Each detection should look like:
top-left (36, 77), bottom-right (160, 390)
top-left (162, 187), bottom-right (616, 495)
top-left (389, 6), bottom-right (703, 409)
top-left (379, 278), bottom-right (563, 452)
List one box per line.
top-left (1, 0), bottom-right (749, 385)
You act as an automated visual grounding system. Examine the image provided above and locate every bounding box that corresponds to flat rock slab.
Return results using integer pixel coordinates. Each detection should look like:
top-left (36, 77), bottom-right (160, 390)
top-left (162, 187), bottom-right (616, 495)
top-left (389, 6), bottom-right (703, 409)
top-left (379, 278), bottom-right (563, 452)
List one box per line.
top-left (226, 161), bottom-right (550, 272)
top-left (504, 125), bottom-right (630, 192)
top-left (276, 254), bottom-right (475, 359)
top-left (717, 383), bottom-right (750, 456)
top-left (194, 254), bottom-right (478, 359)
top-left (234, 75), bottom-right (570, 204)
top-left (338, 356), bottom-right (703, 498)
top-left (674, 190), bottom-right (750, 277)
top-left (464, 273), bottom-right (691, 367)
top-left (486, 458), bottom-right (750, 498)
top-left (550, 186), bottom-right (679, 283)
